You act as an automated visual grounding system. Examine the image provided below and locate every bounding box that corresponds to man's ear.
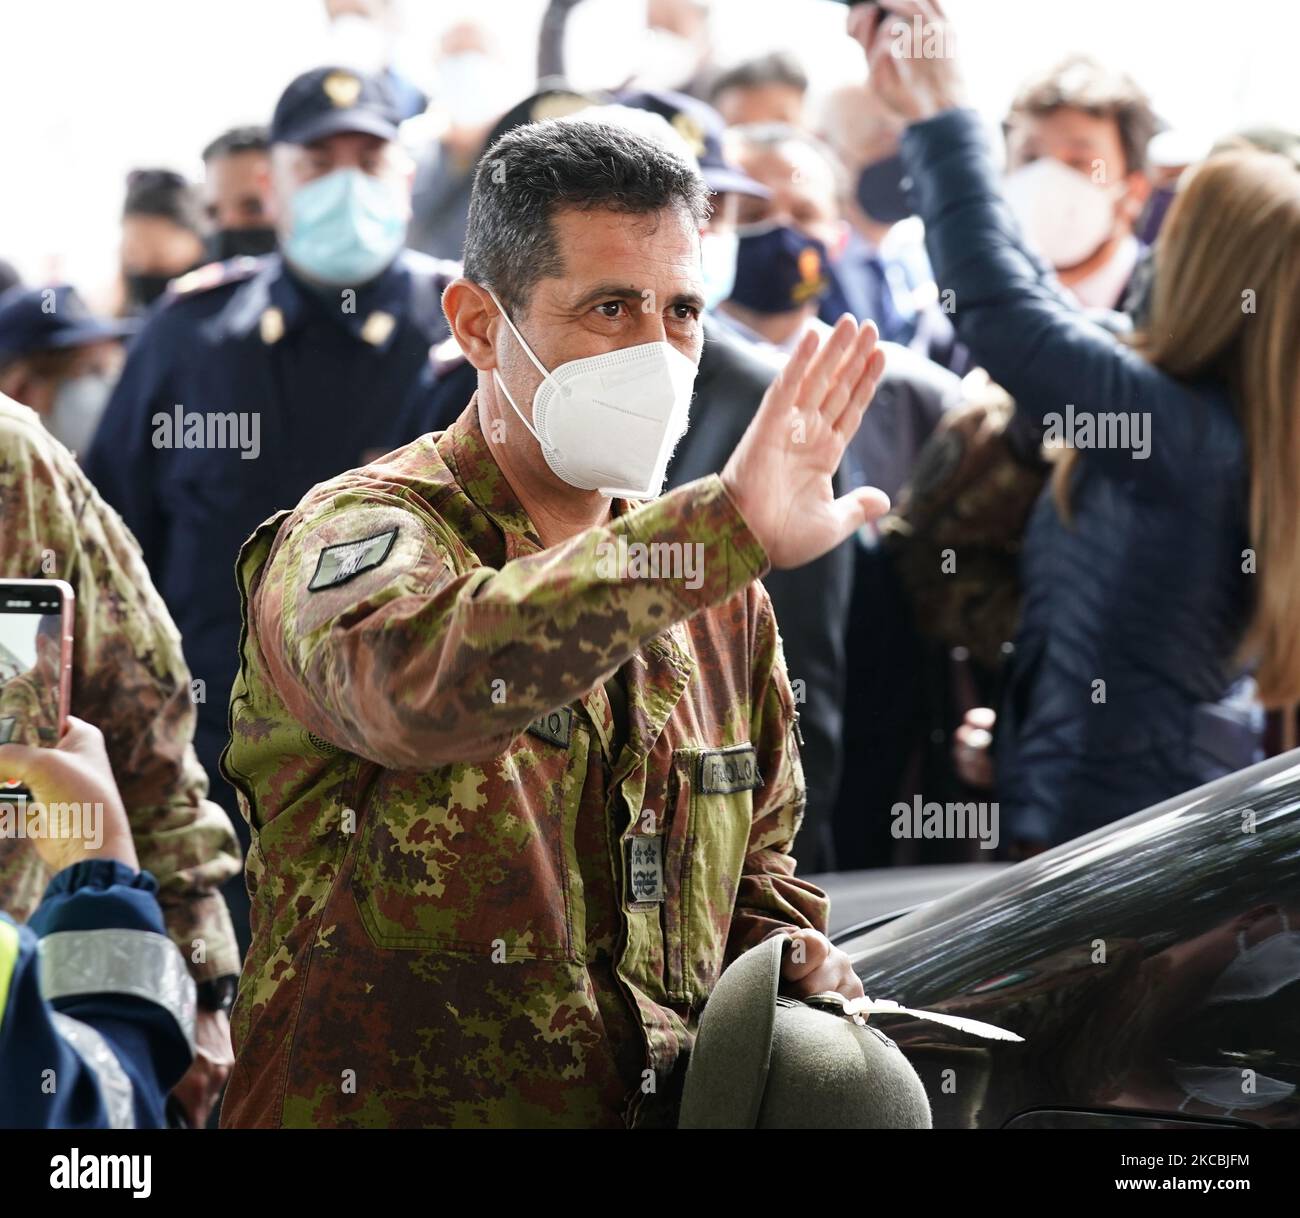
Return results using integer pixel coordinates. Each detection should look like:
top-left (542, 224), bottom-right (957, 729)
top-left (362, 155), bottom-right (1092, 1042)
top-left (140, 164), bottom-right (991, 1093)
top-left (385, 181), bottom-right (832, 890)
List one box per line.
top-left (442, 278), bottom-right (503, 372)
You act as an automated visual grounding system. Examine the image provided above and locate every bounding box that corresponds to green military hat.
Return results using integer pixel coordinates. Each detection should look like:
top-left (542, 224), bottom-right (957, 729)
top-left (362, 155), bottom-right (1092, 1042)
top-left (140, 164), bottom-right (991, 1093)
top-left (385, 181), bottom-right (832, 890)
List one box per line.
top-left (678, 935), bottom-right (934, 1129)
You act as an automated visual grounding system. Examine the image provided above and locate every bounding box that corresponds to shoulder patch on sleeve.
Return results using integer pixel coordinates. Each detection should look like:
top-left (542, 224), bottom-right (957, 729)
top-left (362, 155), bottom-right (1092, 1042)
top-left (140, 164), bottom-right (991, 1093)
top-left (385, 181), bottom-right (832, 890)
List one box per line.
top-left (279, 500), bottom-right (456, 640)
top-left (308, 527), bottom-right (398, 591)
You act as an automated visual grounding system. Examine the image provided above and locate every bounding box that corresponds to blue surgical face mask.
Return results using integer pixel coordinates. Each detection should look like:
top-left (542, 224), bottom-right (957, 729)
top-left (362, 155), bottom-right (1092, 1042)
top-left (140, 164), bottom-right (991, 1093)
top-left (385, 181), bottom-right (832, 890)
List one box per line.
top-left (727, 222), bottom-right (831, 315)
top-left (699, 228), bottom-right (738, 312)
top-left (283, 167), bottom-right (407, 286)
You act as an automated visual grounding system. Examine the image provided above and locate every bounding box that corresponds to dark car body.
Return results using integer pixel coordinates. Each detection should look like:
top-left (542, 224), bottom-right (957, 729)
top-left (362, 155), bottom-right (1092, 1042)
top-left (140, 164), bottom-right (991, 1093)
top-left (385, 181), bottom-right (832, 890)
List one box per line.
top-left (829, 750), bottom-right (1300, 1129)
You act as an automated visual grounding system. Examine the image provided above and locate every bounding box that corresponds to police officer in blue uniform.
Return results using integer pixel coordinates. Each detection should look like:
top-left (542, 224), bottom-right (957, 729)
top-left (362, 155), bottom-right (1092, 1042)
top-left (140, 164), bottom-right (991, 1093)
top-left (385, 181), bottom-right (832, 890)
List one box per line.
top-left (85, 67), bottom-right (458, 955)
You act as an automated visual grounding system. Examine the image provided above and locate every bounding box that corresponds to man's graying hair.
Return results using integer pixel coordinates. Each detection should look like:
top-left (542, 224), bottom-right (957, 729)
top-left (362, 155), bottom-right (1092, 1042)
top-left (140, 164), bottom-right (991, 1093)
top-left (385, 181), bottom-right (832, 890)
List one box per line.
top-left (463, 118), bottom-right (710, 317)
top-left (728, 122), bottom-right (849, 198)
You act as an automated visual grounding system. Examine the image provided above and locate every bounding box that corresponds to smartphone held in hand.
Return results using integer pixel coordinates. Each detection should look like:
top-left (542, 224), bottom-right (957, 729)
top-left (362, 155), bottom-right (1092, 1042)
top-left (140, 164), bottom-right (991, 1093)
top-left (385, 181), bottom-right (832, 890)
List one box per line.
top-left (0, 579), bottom-right (74, 751)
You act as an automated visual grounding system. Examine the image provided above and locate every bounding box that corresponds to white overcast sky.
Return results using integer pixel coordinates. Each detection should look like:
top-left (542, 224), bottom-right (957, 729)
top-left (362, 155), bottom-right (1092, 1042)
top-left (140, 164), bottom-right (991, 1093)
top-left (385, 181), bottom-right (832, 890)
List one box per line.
top-left (1, 0), bottom-right (1296, 301)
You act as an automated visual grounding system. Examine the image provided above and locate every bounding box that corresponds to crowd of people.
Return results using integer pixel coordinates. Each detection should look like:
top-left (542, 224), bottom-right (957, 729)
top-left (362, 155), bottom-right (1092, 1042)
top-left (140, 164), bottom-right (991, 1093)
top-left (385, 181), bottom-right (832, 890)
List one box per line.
top-left (1, 0), bottom-right (1298, 1130)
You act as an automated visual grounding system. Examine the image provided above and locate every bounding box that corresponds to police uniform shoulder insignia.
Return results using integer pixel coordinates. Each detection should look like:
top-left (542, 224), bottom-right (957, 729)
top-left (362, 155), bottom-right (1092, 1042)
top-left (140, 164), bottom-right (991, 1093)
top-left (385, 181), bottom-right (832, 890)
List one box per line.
top-left (169, 256), bottom-right (263, 299)
top-left (308, 527), bottom-right (398, 592)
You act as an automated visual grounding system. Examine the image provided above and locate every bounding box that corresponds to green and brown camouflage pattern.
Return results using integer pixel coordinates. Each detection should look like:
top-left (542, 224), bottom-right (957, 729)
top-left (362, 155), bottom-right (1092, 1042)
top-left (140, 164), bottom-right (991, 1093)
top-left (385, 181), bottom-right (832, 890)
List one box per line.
top-left (219, 399), bottom-right (829, 1128)
top-left (0, 394), bottom-right (241, 979)
top-left (0, 669), bottom-right (61, 745)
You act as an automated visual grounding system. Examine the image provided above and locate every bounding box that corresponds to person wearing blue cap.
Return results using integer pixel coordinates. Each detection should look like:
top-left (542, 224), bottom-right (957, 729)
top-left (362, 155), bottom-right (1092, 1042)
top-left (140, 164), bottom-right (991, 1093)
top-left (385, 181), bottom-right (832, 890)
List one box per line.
top-left (0, 284), bottom-right (135, 459)
top-left (615, 87), bottom-right (774, 311)
top-left (84, 65), bottom-right (460, 962)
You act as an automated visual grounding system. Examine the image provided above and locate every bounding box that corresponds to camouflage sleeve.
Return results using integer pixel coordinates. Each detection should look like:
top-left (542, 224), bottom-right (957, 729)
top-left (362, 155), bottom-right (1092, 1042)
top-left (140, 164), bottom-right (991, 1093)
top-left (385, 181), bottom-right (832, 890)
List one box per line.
top-left (0, 405), bottom-right (241, 980)
top-left (0, 677), bottom-right (43, 747)
top-left (255, 476), bottom-right (770, 770)
top-left (723, 587), bottom-right (831, 964)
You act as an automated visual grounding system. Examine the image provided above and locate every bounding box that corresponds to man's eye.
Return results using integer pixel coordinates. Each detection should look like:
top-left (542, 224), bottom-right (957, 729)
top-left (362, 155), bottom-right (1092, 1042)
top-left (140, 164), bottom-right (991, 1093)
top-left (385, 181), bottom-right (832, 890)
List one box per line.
top-left (671, 303), bottom-right (700, 321)
top-left (595, 301), bottom-right (626, 318)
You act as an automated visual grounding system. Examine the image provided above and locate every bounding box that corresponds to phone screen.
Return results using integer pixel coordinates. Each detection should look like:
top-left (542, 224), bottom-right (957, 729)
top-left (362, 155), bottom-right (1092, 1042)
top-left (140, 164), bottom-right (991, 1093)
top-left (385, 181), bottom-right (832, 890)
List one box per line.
top-left (0, 581), bottom-right (73, 748)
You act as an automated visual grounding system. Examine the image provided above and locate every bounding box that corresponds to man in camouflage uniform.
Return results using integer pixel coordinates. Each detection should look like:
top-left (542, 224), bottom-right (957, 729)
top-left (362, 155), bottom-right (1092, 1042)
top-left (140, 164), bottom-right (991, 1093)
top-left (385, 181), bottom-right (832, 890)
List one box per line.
top-left (0, 394), bottom-right (242, 1125)
top-left (220, 119), bottom-right (889, 1128)
top-left (0, 616), bottom-right (62, 745)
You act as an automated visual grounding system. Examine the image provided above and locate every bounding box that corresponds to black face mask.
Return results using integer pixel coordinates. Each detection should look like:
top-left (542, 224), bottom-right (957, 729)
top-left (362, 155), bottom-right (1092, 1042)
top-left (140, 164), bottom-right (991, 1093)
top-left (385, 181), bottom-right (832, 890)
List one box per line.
top-left (124, 272), bottom-right (176, 311)
top-left (855, 153), bottom-right (913, 225)
top-left (729, 224), bottom-right (832, 315)
top-left (205, 226), bottom-right (278, 261)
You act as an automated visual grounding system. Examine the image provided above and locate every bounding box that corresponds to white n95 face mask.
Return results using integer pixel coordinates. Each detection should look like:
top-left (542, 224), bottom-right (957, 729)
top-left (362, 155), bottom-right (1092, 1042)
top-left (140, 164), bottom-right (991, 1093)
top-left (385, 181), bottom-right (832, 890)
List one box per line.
top-left (487, 288), bottom-right (698, 499)
top-left (1003, 157), bottom-right (1118, 270)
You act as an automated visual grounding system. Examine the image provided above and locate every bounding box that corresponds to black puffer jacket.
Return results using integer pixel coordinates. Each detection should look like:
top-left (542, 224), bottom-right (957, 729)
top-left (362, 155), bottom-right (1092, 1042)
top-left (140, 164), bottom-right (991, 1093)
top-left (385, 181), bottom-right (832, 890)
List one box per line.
top-left (900, 108), bottom-right (1259, 846)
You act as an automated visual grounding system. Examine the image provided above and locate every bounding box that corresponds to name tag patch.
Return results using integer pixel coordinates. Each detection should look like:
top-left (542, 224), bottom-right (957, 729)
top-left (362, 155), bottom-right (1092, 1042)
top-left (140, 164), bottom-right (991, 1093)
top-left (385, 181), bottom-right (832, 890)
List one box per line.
top-left (698, 744), bottom-right (761, 794)
top-left (526, 707), bottom-right (573, 749)
top-left (628, 834), bottom-right (665, 904)
top-left (308, 528), bottom-right (398, 592)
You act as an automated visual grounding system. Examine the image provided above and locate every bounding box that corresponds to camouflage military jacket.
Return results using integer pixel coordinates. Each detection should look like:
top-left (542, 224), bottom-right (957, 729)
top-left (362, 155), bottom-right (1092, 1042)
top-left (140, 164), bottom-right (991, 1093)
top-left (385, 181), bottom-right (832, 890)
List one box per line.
top-left (0, 669), bottom-right (60, 745)
top-left (0, 396), bottom-right (241, 980)
top-left (219, 401), bottom-right (829, 1128)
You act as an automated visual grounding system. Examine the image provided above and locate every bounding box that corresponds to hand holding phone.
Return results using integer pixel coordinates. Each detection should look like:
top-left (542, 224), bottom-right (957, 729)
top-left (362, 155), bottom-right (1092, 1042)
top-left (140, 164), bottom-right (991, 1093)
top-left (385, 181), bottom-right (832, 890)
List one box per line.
top-left (853, 0), bottom-right (966, 124)
top-left (0, 715), bottom-right (137, 874)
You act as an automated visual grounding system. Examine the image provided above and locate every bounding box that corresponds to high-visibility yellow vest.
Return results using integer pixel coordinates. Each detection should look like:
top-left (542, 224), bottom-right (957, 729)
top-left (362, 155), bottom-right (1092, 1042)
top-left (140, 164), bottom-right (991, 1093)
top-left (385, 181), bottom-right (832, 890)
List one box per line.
top-left (0, 917), bottom-right (19, 1029)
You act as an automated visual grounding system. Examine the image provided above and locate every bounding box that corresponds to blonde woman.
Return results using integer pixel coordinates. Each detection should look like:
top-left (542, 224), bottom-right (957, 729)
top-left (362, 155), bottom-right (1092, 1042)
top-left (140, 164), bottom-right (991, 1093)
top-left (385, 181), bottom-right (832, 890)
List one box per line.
top-left (858, 0), bottom-right (1300, 850)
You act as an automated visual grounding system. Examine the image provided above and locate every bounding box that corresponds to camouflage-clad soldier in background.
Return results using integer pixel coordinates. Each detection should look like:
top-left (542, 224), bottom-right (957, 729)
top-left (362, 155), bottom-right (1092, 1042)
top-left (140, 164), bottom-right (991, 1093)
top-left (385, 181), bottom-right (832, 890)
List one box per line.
top-left (220, 120), bottom-right (889, 1128)
top-left (0, 395), bottom-right (242, 1125)
top-left (0, 622), bottom-right (61, 745)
